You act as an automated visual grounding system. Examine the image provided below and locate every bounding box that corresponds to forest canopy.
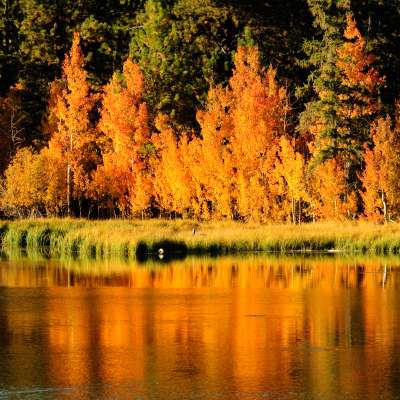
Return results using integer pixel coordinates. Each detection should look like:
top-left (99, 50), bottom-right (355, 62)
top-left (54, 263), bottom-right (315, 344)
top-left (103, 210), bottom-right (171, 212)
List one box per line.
top-left (1, 0), bottom-right (400, 223)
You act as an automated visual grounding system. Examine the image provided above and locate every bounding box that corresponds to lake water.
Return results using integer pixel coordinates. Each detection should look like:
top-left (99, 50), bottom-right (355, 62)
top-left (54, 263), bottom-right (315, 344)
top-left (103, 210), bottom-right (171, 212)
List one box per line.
top-left (1, 253), bottom-right (400, 399)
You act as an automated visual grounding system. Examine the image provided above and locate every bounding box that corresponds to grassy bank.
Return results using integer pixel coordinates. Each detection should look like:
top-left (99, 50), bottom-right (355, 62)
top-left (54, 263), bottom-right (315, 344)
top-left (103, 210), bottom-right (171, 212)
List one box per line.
top-left (1, 219), bottom-right (400, 259)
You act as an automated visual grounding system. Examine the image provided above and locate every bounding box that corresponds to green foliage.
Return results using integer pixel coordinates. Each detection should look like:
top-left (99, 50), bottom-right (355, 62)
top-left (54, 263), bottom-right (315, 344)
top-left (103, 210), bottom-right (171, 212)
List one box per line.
top-left (298, 1), bottom-right (383, 189)
top-left (0, 0), bottom-right (21, 93)
top-left (229, 0), bottom-right (315, 91)
top-left (130, 0), bottom-right (240, 129)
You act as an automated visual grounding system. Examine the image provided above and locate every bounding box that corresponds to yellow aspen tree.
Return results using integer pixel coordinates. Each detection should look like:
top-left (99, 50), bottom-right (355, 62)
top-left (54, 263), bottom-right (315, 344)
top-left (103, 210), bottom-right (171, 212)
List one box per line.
top-left (231, 50), bottom-right (289, 221)
top-left (275, 137), bottom-right (307, 223)
top-left (40, 144), bottom-right (68, 216)
top-left (179, 134), bottom-right (203, 218)
top-left (1, 148), bottom-right (46, 217)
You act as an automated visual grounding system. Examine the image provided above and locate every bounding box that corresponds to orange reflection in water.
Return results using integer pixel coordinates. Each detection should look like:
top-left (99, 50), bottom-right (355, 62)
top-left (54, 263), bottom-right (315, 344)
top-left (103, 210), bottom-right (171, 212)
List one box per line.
top-left (0, 255), bottom-right (400, 399)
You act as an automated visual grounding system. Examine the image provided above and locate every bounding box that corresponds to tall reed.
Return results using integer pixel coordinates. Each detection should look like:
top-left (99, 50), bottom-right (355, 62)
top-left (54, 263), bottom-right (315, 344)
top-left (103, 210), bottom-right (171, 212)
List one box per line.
top-left (1, 219), bottom-right (400, 259)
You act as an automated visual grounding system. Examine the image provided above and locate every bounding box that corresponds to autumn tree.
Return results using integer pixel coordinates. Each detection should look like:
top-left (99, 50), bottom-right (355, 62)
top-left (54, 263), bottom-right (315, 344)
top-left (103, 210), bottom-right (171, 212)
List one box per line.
top-left (0, 147), bottom-right (46, 217)
top-left (309, 158), bottom-right (357, 221)
top-left (195, 84), bottom-right (235, 220)
top-left (48, 32), bottom-right (96, 216)
top-left (193, 47), bottom-right (290, 222)
top-left (334, 14), bottom-right (384, 182)
top-left (300, 13), bottom-right (384, 220)
top-left (275, 137), bottom-right (307, 223)
top-left (229, 51), bottom-right (290, 222)
top-left (151, 115), bottom-right (194, 217)
top-left (93, 58), bottom-right (152, 217)
top-left (362, 115), bottom-right (400, 222)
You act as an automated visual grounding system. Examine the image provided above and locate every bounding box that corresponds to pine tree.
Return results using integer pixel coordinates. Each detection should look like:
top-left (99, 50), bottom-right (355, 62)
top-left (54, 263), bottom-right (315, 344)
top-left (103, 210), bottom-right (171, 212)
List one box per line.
top-left (0, 0), bottom-right (21, 93)
top-left (130, 0), bottom-right (239, 129)
top-left (300, 9), bottom-right (384, 217)
top-left (334, 14), bottom-right (384, 179)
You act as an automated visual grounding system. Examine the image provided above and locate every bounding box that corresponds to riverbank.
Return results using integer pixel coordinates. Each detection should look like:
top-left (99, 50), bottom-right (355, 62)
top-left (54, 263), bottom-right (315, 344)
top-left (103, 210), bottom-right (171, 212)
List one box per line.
top-left (1, 219), bottom-right (400, 259)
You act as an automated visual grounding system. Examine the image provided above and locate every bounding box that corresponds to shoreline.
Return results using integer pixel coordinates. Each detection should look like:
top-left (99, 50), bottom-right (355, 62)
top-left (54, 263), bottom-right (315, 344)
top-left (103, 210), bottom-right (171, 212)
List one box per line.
top-left (1, 219), bottom-right (400, 259)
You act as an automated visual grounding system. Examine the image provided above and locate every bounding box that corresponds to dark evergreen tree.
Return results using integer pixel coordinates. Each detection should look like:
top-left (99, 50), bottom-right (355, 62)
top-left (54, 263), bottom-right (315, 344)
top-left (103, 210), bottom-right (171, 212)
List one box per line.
top-left (298, 0), bottom-right (351, 162)
top-left (0, 0), bottom-right (21, 94)
top-left (130, 0), bottom-right (241, 129)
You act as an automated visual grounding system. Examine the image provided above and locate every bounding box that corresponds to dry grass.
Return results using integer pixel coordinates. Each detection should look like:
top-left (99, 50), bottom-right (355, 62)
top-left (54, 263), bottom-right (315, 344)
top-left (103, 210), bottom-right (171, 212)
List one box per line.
top-left (1, 218), bottom-right (400, 259)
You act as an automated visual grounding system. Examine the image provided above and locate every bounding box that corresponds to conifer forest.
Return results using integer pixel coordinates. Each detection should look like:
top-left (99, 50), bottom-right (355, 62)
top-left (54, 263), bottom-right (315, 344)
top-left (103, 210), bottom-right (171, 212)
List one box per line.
top-left (1, 0), bottom-right (400, 223)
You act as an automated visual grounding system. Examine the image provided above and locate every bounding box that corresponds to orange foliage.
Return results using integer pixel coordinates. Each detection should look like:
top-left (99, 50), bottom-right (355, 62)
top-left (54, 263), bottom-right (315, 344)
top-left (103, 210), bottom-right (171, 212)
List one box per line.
top-left (193, 47), bottom-right (289, 221)
top-left (275, 137), bottom-right (307, 223)
top-left (3, 40), bottom-right (394, 222)
top-left (336, 14), bottom-right (384, 125)
top-left (310, 158), bottom-right (356, 221)
top-left (362, 116), bottom-right (400, 222)
top-left (151, 115), bottom-right (194, 216)
top-left (195, 85), bottom-right (235, 219)
top-left (47, 32), bottom-right (97, 215)
top-left (93, 59), bottom-right (152, 216)
top-left (337, 15), bottom-right (384, 96)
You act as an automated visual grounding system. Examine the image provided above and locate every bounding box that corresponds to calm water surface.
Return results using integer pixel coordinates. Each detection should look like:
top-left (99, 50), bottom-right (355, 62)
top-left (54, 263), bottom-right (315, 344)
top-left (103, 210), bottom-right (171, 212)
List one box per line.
top-left (0, 254), bottom-right (400, 399)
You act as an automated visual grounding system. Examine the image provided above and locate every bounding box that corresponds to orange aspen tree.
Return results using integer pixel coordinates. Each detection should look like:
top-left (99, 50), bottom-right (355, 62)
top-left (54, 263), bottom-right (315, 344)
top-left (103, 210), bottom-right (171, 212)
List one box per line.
top-left (195, 46), bottom-right (290, 222)
top-left (183, 135), bottom-right (209, 219)
top-left (362, 116), bottom-right (400, 222)
top-left (49, 32), bottom-right (94, 216)
top-left (196, 86), bottom-right (235, 220)
top-left (179, 135), bottom-right (204, 218)
top-left (95, 59), bottom-right (151, 217)
top-left (230, 50), bottom-right (289, 222)
top-left (151, 115), bottom-right (193, 217)
top-left (310, 159), bottom-right (350, 220)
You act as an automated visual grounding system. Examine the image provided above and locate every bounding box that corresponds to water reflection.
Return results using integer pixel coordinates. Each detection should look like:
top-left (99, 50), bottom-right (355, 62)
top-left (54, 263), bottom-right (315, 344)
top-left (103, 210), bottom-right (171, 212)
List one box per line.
top-left (0, 253), bottom-right (398, 289)
top-left (0, 254), bottom-right (400, 399)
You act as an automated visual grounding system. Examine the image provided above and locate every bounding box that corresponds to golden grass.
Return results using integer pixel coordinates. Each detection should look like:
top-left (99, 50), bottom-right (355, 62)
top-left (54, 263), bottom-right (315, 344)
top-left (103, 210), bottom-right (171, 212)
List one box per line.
top-left (1, 218), bottom-right (400, 258)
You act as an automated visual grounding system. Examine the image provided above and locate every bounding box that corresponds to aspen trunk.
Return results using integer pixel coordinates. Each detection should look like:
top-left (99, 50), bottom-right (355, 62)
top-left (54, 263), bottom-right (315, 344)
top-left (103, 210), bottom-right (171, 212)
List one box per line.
top-left (67, 132), bottom-right (73, 217)
top-left (298, 200), bottom-right (301, 224)
top-left (381, 190), bottom-right (388, 223)
top-left (291, 197), bottom-right (296, 225)
top-left (67, 163), bottom-right (71, 217)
